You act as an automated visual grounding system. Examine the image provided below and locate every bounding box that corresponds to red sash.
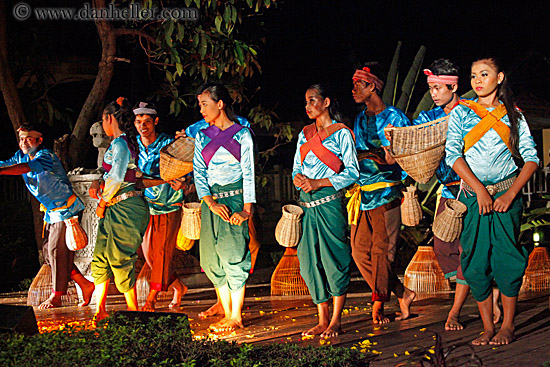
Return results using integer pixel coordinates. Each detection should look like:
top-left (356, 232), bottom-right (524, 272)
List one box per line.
top-left (299, 122), bottom-right (354, 174)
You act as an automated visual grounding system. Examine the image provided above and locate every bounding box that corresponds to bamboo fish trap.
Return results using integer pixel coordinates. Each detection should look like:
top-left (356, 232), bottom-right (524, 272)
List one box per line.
top-left (160, 137), bottom-right (195, 181)
top-left (181, 202), bottom-right (201, 240)
top-left (520, 246), bottom-right (550, 294)
top-left (270, 247), bottom-right (310, 296)
top-left (385, 116), bottom-right (449, 184)
top-left (403, 246), bottom-right (450, 294)
top-left (401, 185), bottom-right (422, 227)
top-left (136, 265), bottom-right (175, 303)
top-left (27, 264), bottom-right (79, 306)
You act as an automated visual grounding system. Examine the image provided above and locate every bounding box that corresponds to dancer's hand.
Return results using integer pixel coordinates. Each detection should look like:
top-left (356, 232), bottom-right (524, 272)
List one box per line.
top-left (293, 173), bottom-right (306, 188)
top-left (384, 124), bottom-right (394, 141)
top-left (476, 189), bottom-right (493, 215)
top-left (382, 146), bottom-right (396, 164)
top-left (210, 203), bottom-right (231, 222)
top-left (96, 200), bottom-right (106, 218)
top-left (89, 180), bottom-right (101, 199)
top-left (175, 130), bottom-right (187, 139)
top-left (229, 211), bottom-right (250, 226)
top-left (298, 177), bottom-right (321, 193)
top-left (493, 190), bottom-right (515, 212)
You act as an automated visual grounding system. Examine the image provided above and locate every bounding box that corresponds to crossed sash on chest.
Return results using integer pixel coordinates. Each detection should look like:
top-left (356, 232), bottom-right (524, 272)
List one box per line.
top-left (102, 135), bottom-right (138, 182)
top-left (201, 123), bottom-right (244, 167)
top-left (460, 100), bottom-right (511, 153)
top-left (299, 122), bottom-right (354, 173)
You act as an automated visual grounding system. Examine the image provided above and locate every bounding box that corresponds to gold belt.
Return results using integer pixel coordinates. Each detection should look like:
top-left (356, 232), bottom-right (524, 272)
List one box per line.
top-left (106, 191), bottom-right (143, 207)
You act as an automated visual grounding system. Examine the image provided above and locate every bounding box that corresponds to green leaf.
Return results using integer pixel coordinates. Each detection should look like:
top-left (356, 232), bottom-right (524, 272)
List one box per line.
top-left (165, 21), bottom-right (175, 47)
top-left (176, 62), bottom-right (183, 77)
top-left (234, 42), bottom-right (244, 65)
top-left (192, 33), bottom-right (199, 48)
top-left (246, 0), bottom-right (253, 7)
top-left (166, 70), bottom-right (173, 83)
top-left (383, 41), bottom-right (401, 105)
top-left (194, 0), bottom-right (200, 8)
top-left (223, 6), bottom-right (231, 27)
top-left (199, 34), bottom-right (208, 59)
top-left (177, 23), bottom-right (185, 41)
top-left (230, 5), bottom-right (237, 24)
top-left (215, 15), bottom-right (223, 33)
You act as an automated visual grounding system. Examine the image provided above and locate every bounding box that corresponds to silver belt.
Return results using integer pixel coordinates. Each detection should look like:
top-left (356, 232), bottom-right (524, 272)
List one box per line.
top-left (213, 188), bottom-right (243, 199)
top-left (462, 176), bottom-right (516, 196)
top-left (298, 190), bottom-right (344, 208)
top-left (106, 191), bottom-right (143, 207)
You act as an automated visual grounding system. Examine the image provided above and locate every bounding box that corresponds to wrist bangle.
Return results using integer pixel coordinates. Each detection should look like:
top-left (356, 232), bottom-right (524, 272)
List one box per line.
top-left (243, 209), bottom-right (251, 216)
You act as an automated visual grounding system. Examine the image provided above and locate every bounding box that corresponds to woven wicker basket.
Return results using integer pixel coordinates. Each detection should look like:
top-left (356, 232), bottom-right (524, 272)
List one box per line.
top-left (136, 264), bottom-right (174, 303)
top-left (26, 264), bottom-right (79, 306)
top-left (274, 205), bottom-right (304, 247)
top-left (401, 185), bottom-right (422, 226)
top-left (385, 116), bottom-right (449, 184)
top-left (176, 230), bottom-right (195, 251)
top-left (432, 199), bottom-right (467, 242)
top-left (404, 246), bottom-right (450, 294)
top-left (64, 216), bottom-right (88, 251)
top-left (520, 247), bottom-right (550, 294)
top-left (181, 202), bottom-right (201, 240)
top-left (160, 137), bottom-right (195, 181)
top-left (270, 247), bottom-right (310, 296)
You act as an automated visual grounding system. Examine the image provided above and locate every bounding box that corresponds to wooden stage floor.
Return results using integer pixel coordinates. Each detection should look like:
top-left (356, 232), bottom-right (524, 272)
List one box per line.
top-left (2, 280), bottom-right (550, 367)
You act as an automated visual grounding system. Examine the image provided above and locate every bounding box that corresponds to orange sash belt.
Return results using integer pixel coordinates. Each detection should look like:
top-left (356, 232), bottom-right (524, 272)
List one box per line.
top-left (299, 122), bottom-right (354, 174)
top-left (460, 100), bottom-right (511, 153)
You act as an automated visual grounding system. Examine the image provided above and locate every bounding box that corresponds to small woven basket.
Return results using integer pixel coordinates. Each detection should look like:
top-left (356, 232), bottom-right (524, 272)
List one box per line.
top-left (404, 246), bottom-right (450, 294)
top-left (160, 137), bottom-right (195, 181)
top-left (385, 116), bottom-right (449, 184)
top-left (176, 230), bottom-right (195, 251)
top-left (181, 202), bottom-right (201, 240)
top-left (520, 247), bottom-right (550, 294)
top-left (270, 247), bottom-right (310, 296)
top-left (401, 185), bottom-right (422, 227)
top-left (275, 205), bottom-right (304, 247)
top-left (432, 199), bottom-right (467, 242)
top-left (64, 216), bottom-right (88, 251)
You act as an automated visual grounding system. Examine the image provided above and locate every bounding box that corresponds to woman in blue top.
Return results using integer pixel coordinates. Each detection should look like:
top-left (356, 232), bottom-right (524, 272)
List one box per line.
top-left (193, 82), bottom-right (255, 332)
top-left (293, 84), bottom-right (359, 338)
top-left (446, 58), bottom-right (539, 345)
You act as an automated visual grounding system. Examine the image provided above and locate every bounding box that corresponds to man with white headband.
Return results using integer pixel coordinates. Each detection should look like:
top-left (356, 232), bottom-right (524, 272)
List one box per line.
top-left (348, 63), bottom-right (415, 324)
top-left (0, 124), bottom-right (95, 308)
top-left (133, 101), bottom-right (190, 311)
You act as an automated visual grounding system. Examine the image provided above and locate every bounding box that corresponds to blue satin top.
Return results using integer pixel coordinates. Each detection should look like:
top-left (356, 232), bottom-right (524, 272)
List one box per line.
top-left (292, 120), bottom-right (359, 191)
top-left (137, 133), bottom-right (185, 215)
top-left (354, 106), bottom-right (409, 210)
top-left (102, 134), bottom-right (138, 202)
top-left (0, 149), bottom-right (84, 223)
top-left (446, 99), bottom-right (539, 183)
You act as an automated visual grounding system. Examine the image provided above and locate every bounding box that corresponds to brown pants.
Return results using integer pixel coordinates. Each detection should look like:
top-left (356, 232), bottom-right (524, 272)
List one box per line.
top-left (43, 221), bottom-right (80, 294)
top-left (433, 197), bottom-right (465, 281)
top-left (350, 199), bottom-right (404, 302)
top-left (142, 210), bottom-right (182, 291)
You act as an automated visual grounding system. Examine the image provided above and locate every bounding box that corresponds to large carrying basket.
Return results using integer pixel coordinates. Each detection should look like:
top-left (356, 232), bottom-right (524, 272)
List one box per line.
top-left (385, 116), bottom-right (449, 184)
top-left (160, 137), bottom-right (195, 181)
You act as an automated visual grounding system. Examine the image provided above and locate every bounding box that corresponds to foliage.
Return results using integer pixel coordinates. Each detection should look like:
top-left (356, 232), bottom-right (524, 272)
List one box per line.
top-left (0, 313), bottom-right (370, 367)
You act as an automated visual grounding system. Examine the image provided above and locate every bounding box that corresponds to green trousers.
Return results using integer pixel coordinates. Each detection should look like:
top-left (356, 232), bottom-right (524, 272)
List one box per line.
top-left (297, 187), bottom-right (351, 304)
top-left (200, 181), bottom-right (251, 292)
top-left (92, 187), bottom-right (149, 293)
top-left (459, 188), bottom-right (527, 302)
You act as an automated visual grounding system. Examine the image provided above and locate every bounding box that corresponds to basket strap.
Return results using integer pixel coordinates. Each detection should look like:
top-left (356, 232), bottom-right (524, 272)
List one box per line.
top-left (300, 122), bottom-right (352, 174)
top-left (201, 124), bottom-right (244, 167)
top-left (460, 100), bottom-right (511, 153)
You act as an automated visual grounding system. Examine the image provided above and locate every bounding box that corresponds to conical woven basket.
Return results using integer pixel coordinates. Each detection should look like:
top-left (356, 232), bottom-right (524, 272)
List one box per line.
top-left (270, 247), bottom-right (310, 296)
top-left (274, 205), bottom-right (304, 247)
top-left (432, 199), bottom-right (467, 242)
top-left (176, 230), bottom-right (195, 251)
top-left (160, 137), bottom-right (195, 181)
top-left (401, 185), bottom-right (422, 226)
top-left (136, 264), bottom-right (174, 303)
top-left (385, 116), bottom-right (449, 184)
top-left (520, 247), bottom-right (550, 294)
top-left (27, 264), bottom-right (79, 306)
top-left (64, 216), bottom-right (88, 251)
top-left (404, 246), bottom-right (450, 294)
top-left (181, 202), bottom-right (201, 240)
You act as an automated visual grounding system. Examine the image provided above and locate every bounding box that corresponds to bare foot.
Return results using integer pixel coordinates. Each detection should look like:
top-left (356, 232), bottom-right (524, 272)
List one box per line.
top-left (490, 327), bottom-right (515, 345)
top-left (199, 302), bottom-right (224, 318)
top-left (472, 329), bottom-right (495, 346)
top-left (93, 310), bottom-right (109, 326)
top-left (396, 288), bottom-right (416, 321)
top-left (140, 300), bottom-right (156, 312)
top-left (38, 293), bottom-right (62, 309)
top-left (169, 282), bottom-right (188, 309)
top-left (302, 323), bottom-right (328, 336)
top-left (320, 324), bottom-right (342, 338)
top-left (213, 318), bottom-right (244, 332)
top-left (445, 313), bottom-right (463, 331)
top-left (79, 282), bottom-right (95, 307)
top-left (372, 302), bottom-right (390, 324)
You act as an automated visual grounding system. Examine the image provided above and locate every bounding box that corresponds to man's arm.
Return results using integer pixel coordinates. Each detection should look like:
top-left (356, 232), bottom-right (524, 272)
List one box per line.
top-left (0, 163), bottom-right (31, 175)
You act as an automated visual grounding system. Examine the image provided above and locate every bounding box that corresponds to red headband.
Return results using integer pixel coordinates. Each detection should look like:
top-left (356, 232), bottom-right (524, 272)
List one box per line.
top-left (353, 67), bottom-right (385, 92)
top-left (423, 69), bottom-right (458, 84)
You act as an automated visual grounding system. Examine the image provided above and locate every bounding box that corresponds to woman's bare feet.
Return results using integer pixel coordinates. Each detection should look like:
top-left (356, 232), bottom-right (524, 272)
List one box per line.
top-left (169, 281), bottom-right (188, 309)
top-left (320, 324), bottom-right (342, 338)
top-left (79, 283), bottom-right (95, 307)
top-left (302, 323), bottom-right (329, 336)
top-left (445, 313), bottom-right (464, 331)
top-left (209, 318), bottom-right (244, 332)
top-left (472, 329), bottom-right (495, 345)
top-left (38, 293), bottom-right (62, 309)
top-left (396, 288), bottom-right (416, 321)
top-left (372, 302), bottom-right (390, 324)
top-left (93, 310), bottom-right (109, 326)
top-left (490, 327), bottom-right (515, 345)
top-left (141, 300), bottom-right (156, 312)
top-left (199, 302), bottom-right (224, 318)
